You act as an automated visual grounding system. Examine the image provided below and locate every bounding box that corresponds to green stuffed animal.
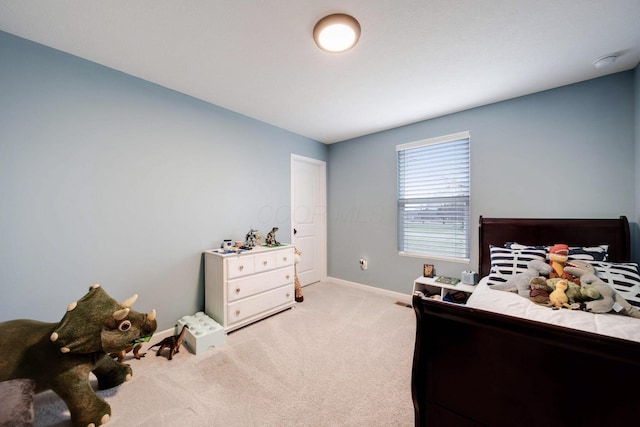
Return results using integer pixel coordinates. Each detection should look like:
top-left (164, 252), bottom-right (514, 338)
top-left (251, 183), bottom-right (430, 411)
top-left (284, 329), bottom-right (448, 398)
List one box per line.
top-left (0, 284), bottom-right (157, 427)
top-left (546, 277), bottom-right (600, 306)
top-left (565, 261), bottom-right (640, 318)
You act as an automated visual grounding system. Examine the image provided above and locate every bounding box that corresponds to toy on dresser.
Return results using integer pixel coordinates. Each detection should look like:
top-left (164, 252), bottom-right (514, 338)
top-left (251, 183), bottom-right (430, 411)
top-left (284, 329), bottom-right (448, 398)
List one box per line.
top-left (244, 228), bottom-right (258, 248)
top-left (265, 227), bottom-right (280, 246)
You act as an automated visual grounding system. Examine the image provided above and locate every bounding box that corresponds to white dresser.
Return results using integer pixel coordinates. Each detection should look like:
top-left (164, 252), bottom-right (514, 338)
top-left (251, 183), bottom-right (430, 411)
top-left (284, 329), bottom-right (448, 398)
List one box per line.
top-left (204, 244), bottom-right (296, 332)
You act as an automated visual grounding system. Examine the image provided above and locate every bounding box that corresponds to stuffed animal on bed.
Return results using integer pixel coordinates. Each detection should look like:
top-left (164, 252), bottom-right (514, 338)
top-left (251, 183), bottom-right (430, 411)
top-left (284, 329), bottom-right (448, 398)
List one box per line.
top-left (0, 284), bottom-right (157, 427)
top-left (492, 259), bottom-right (552, 297)
top-left (549, 279), bottom-right (571, 308)
top-left (565, 261), bottom-right (640, 318)
top-left (529, 277), bottom-right (551, 304)
top-left (548, 244), bottom-right (579, 284)
top-left (546, 277), bottom-right (600, 305)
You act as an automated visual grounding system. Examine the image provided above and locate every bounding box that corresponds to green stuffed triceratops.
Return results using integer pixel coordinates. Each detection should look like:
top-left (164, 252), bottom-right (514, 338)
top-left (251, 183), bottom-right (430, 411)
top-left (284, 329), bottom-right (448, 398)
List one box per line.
top-left (0, 284), bottom-right (157, 427)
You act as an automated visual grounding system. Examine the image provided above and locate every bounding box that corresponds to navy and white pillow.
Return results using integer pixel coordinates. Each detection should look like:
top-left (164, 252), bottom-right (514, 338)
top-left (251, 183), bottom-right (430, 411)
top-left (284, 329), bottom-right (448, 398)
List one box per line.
top-left (487, 245), bottom-right (547, 287)
top-left (504, 242), bottom-right (608, 262)
top-left (589, 261), bottom-right (640, 308)
top-left (566, 245), bottom-right (608, 262)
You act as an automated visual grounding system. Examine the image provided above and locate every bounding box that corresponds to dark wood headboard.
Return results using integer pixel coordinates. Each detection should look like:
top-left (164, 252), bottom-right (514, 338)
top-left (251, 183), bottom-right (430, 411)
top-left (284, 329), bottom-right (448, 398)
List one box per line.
top-left (478, 216), bottom-right (630, 277)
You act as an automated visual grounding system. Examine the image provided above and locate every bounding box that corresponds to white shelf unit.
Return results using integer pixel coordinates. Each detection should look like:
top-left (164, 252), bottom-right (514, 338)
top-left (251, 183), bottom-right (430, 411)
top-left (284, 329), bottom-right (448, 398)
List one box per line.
top-left (413, 276), bottom-right (476, 304)
top-left (204, 244), bottom-right (295, 333)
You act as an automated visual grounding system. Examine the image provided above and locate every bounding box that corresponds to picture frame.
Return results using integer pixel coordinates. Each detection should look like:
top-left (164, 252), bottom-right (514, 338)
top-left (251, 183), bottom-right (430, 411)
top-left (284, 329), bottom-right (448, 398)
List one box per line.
top-left (423, 264), bottom-right (434, 278)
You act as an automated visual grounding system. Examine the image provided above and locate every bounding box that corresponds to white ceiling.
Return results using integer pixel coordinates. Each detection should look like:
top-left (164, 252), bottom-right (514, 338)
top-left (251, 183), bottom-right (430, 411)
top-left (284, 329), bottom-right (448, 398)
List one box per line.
top-left (1, 1), bottom-right (639, 144)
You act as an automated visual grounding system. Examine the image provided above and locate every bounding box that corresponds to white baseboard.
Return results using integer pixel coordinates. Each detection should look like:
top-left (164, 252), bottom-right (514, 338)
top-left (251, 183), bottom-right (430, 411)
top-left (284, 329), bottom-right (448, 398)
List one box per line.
top-left (326, 276), bottom-right (412, 305)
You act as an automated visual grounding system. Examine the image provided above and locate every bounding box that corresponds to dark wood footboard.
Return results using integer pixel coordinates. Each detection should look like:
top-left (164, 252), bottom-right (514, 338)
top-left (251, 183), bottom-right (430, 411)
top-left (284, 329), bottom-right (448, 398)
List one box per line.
top-left (412, 294), bottom-right (640, 427)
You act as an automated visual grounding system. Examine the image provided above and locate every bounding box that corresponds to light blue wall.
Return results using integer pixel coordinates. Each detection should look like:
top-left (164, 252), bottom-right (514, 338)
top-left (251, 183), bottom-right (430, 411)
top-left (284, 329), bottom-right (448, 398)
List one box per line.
top-left (328, 71), bottom-right (637, 294)
top-left (0, 31), bottom-right (328, 330)
top-left (1, 32), bottom-right (637, 320)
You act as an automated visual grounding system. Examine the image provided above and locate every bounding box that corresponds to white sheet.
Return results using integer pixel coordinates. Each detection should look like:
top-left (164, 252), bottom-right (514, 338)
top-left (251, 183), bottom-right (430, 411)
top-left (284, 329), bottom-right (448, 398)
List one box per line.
top-left (466, 277), bottom-right (640, 343)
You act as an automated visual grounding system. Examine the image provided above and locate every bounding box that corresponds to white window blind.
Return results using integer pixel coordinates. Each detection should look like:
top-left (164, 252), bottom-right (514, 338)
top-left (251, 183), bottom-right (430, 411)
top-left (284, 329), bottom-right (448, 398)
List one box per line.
top-left (397, 132), bottom-right (470, 260)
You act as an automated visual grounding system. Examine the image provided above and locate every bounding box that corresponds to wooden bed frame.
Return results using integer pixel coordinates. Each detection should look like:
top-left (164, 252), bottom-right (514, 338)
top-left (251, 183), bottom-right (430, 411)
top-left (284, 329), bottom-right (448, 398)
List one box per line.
top-left (412, 216), bottom-right (640, 427)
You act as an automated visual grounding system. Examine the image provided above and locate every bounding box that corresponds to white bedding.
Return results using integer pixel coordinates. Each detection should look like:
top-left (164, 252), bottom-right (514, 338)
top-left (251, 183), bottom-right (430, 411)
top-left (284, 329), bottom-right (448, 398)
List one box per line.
top-left (466, 277), bottom-right (640, 343)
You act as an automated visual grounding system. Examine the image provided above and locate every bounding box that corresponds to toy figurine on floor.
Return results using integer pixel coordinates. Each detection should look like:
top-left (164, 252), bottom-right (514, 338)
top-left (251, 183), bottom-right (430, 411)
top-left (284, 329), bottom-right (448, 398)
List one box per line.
top-left (150, 325), bottom-right (188, 360)
top-left (294, 247), bottom-right (304, 302)
top-left (109, 340), bottom-right (151, 363)
top-left (265, 227), bottom-right (280, 246)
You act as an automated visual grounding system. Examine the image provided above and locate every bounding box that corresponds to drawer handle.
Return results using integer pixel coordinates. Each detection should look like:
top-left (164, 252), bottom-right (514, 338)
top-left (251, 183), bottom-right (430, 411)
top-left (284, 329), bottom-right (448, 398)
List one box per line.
top-left (283, 256), bottom-right (287, 262)
top-left (235, 309), bottom-right (240, 317)
top-left (286, 274), bottom-right (290, 280)
top-left (235, 287), bottom-right (241, 294)
top-left (239, 265), bottom-right (244, 271)
top-left (286, 293), bottom-right (291, 298)
top-left (263, 261), bottom-right (268, 266)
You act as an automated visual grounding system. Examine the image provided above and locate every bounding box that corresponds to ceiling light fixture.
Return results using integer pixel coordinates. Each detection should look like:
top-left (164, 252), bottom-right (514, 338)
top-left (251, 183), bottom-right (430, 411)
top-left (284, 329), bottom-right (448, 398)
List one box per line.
top-left (593, 54), bottom-right (618, 69)
top-left (313, 14), bottom-right (361, 53)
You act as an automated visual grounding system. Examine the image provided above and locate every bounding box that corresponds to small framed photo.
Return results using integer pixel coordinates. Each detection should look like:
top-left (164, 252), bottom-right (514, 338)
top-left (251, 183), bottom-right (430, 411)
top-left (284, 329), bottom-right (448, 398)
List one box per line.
top-left (423, 264), bottom-right (434, 278)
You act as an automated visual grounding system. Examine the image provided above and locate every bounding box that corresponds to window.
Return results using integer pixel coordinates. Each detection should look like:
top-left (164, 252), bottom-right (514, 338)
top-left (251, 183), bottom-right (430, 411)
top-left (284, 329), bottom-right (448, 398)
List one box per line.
top-left (397, 131), bottom-right (470, 260)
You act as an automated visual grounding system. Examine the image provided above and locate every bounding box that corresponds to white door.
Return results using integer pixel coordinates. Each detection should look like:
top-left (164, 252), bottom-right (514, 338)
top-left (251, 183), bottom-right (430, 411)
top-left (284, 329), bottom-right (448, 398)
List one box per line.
top-left (290, 154), bottom-right (326, 286)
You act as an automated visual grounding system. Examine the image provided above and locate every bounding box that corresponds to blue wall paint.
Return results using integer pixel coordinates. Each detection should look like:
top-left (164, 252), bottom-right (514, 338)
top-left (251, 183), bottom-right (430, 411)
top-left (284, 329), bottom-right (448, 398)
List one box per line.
top-left (1, 31), bottom-right (637, 315)
top-left (328, 71), bottom-right (637, 294)
top-left (0, 31), bottom-right (328, 329)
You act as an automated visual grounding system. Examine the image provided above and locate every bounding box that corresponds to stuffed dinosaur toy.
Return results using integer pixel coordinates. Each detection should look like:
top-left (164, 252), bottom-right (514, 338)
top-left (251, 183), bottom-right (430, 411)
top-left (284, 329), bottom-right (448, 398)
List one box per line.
top-left (565, 261), bottom-right (640, 318)
top-left (546, 277), bottom-right (600, 304)
top-left (492, 259), bottom-right (552, 297)
top-left (548, 244), bottom-right (579, 284)
top-left (0, 284), bottom-right (157, 427)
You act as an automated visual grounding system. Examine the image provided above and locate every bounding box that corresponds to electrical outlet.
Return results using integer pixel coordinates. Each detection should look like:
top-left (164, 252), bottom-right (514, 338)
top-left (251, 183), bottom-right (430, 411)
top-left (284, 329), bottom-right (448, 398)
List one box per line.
top-left (359, 258), bottom-right (368, 270)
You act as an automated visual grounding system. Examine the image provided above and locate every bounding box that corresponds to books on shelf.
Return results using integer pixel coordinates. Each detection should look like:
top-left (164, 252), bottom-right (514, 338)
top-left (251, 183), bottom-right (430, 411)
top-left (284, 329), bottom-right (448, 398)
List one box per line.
top-left (435, 276), bottom-right (460, 285)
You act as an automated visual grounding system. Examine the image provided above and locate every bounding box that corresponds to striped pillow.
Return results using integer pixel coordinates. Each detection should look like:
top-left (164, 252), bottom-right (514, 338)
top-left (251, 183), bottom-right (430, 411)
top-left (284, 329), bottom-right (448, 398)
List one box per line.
top-left (505, 243), bottom-right (608, 261)
top-left (487, 245), bottom-right (547, 287)
top-left (566, 245), bottom-right (608, 262)
top-left (590, 261), bottom-right (640, 308)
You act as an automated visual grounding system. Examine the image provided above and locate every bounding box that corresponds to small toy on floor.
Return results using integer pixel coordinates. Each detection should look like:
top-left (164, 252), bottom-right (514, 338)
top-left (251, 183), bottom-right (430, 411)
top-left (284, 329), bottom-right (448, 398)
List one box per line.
top-left (150, 324), bottom-right (188, 360)
top-left (109, 339), bottom-right (151, 363)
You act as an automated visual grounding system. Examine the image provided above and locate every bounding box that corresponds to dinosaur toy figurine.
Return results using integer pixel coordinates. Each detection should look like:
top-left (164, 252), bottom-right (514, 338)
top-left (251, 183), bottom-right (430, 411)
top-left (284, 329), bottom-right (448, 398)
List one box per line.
top-left (265, 227), bottom-right (280, 246)
top-left (109, 338), bottom-right (151, 363)
top-left (0, 284), bottom-right (157, 427)
top-left (150, 324), bottom-right (188, 360)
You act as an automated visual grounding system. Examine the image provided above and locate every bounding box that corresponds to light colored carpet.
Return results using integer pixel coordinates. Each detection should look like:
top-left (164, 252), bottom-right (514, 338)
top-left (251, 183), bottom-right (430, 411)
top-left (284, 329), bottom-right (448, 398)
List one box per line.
top-left (34, 281), bottom-right (416, 426)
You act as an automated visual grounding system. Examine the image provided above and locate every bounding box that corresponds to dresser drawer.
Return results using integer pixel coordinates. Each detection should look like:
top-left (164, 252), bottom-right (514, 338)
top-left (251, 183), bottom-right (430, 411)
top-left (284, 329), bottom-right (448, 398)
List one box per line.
top-left (227, 266), bottom-right (294, 302)
top-left (253, 252), bottom-right (277, 273)
top-left (226, 256), bottom-right (254, 279)
top-left (227, 284), bottom-right (294, 325)
top-left (276, 248), bottom-right (294, 268)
